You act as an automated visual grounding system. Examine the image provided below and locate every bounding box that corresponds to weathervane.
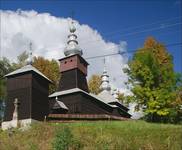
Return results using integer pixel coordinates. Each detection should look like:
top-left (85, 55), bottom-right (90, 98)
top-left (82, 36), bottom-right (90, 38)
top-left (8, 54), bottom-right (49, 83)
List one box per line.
top-left (69, 11), bottom-right (76, 33)
top-left (71, 10), bottom-right (75, 20)
top-left (69, 10), bottom-right (75, 25)
top-left (103, 57), bottom-right (106, 64)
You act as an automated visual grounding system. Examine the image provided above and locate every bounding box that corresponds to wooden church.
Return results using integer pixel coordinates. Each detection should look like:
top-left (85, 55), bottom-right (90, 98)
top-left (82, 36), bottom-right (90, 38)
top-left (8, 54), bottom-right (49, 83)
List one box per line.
top-left (2, 21), bottom-right (130, 130)
top-left (48, 21), bottom-right (131, 120)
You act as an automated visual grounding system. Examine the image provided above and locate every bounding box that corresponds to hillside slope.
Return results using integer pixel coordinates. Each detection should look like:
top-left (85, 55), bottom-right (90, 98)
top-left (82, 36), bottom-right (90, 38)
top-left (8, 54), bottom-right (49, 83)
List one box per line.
top-left (0, 121), bottom-right (182, 150)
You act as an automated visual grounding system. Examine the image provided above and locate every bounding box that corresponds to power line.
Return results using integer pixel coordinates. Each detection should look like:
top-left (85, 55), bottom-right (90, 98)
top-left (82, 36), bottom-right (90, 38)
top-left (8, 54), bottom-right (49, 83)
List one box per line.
top-left (35, 25), bottom-right (181, 55)
top-left (85, 52), bottom-right (119, 60)
top-left (126, 30), bottom-right (181, 42)
top-left (7, 19), bottom-right (180, 56)
top-left (2, 21), bottom-right (180, 58)
top-left (24, 41), bottom-right (177, 65)
top-left (112, 22), bottom-right (182, 38)
top-left (81, 29), bottom-right (182, 50)
top-left (81, 22), bottom-right (182, 45)
top-left (85, 42), bottom-right (182, 60)
top-left (102, 16), bottom-right (182, 37)
top-left (78, 16), bottom-right (181, 43)
top-left (1, 43), bottom-right (181, 80)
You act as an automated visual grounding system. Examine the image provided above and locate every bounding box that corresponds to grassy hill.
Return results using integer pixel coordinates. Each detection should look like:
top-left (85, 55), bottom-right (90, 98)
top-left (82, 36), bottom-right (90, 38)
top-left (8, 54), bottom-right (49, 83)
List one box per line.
top-left (0, 120), bottom-right (182, 150)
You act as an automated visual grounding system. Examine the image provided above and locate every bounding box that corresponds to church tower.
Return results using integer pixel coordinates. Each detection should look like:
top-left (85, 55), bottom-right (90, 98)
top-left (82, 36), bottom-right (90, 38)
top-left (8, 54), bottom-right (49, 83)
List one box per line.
top-left (2, 44), bottom-right (52, 130)
top-left (58, 21), bottom-right (89, 92)
top-left (98, 61), bottom-right (131, 118)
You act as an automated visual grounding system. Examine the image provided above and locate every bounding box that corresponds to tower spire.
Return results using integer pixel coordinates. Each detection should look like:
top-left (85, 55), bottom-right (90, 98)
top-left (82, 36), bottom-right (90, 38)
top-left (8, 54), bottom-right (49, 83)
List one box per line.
top-left (100, 58), bottom-right (111, 91)
top-left (27, 42), bottom-right (33, 65)
top-left (103, 57), bottom-right (106, 72)
top-left (64, 18), bottom-right (82, 56)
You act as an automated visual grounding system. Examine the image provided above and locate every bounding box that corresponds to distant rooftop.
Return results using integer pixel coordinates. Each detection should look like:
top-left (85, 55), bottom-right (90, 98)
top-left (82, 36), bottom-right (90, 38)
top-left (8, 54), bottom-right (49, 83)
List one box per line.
top-left (97, 90), bottom-right (119, 104)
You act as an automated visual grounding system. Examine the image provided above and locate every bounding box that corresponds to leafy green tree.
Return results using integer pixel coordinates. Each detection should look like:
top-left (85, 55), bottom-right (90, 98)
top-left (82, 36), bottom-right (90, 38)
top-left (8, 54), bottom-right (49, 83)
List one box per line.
top-left (0, 57), bottom-right (15, 100)
top-left (0, 57), bottom-right (15, 121)
top-left (0, 51), bottom-right (31, 101)
top-left (124, 37), bottom-right (182, 123)
top-left (33, 56), bottom-right (60, 93)
top-left (88, 74), bottom-right (102, 95)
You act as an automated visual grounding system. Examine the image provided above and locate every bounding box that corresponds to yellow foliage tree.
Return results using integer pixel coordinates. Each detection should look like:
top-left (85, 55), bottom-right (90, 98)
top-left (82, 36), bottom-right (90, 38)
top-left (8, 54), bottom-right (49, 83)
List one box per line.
top-left (33, 56), bottom-right (60, 94)
top-left (88, 74), bottom-right (102, 95)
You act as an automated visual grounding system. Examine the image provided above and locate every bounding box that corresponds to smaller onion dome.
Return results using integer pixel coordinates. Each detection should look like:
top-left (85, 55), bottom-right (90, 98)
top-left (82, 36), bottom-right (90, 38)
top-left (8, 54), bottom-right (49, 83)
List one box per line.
top-left (100, 67), bottom-right (111, 91)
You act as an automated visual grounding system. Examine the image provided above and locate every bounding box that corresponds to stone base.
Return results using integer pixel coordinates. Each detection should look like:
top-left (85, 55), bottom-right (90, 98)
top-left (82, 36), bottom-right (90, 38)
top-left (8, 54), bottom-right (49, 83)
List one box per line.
top-left (1, 119), bottom-right (38, 130)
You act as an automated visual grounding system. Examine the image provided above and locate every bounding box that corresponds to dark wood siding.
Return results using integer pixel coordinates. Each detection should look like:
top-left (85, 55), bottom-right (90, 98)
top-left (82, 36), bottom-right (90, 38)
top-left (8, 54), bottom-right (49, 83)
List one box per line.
top-left (77, 70), bottom-right (88, 92)
top-left (58, 69), bottom-right (88, 92)
top-left (55, 93), bottom-right (82, 114)
top-left (80, 93), bottom-right (113, 114)
top-left (4, 71), bottom-right (50, 122)
top-left (109, 102), bottom-right (129, 111)
top-left (51, 109), bottom-right (68, 114)
top-left (4, 74), bottom-right (32, 121)
top-left (59, 54), bottom-right (88, 75)
top-left (58, 54), bottom-right (89, 92)
top-left (112, 108), bottom-right (122, 117)
top-left (31, 72), bottom-right (49, 121)
top-left (49, 91), bottom-right (133, 118)
top-left (50, 92), bottom-right (115, 115)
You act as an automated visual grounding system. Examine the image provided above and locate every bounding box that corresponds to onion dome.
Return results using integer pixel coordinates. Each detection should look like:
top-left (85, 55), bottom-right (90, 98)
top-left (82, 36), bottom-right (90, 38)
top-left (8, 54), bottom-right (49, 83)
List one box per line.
top-left (100, 67), bottom-right (111, 91)
top-left (64, 21), bottom-right (82, 56)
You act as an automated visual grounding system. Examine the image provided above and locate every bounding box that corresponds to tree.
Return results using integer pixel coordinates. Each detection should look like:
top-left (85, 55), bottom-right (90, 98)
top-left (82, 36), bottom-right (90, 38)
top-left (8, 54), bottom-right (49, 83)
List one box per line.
top-left (124, 37), bottom-right (182, 123)
top-left (12, 51), bottom-right (29, 69)
top-left (0, 57), bottom-right (15, 121)
top-left (33, 56), bottom-right (60, 93)
top-left (117, 92), bottom-right (125, 103)
top-left (0, 57), bottom-right (15, 100)
top-left (88, 74), bottom-right (102, 95)
top-left (170, 86), bottom-right (182, 122)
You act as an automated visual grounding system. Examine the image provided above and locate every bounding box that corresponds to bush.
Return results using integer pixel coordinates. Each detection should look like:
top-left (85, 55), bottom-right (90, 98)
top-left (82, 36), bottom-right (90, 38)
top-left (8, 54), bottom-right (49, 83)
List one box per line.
top-left (52, 126), bottom-right (82, 150)
top-left (52, 126), bottom-right (73, 150)
top-left (52, 127), bottom-right (73, 150)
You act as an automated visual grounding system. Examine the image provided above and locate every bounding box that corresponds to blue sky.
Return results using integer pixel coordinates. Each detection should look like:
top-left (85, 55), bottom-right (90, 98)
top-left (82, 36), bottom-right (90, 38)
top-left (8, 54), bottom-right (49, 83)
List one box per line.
top-left (1, 0), bottom-right (182, 73)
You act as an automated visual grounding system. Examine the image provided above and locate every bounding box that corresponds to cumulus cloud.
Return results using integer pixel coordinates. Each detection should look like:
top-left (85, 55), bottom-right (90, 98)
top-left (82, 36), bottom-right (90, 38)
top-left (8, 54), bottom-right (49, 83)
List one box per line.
top-left (0, 10), bottom-right (129, 93)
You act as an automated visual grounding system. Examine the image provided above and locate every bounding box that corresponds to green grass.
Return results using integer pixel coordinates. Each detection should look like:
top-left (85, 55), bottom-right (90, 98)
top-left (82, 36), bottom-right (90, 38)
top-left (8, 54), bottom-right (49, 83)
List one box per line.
top-left (0, 120), bottom-right (182, 150)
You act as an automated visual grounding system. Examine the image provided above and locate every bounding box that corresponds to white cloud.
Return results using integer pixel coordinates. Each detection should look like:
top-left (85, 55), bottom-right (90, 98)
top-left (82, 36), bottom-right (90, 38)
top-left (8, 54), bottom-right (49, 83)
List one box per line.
top-left (0, 10), bottom-right (129, 94)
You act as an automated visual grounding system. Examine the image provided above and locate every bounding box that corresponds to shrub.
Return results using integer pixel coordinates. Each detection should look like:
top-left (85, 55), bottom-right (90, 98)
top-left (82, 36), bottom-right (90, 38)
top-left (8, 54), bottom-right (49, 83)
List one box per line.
top-left (52, 126), bottom-right (73, 150)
